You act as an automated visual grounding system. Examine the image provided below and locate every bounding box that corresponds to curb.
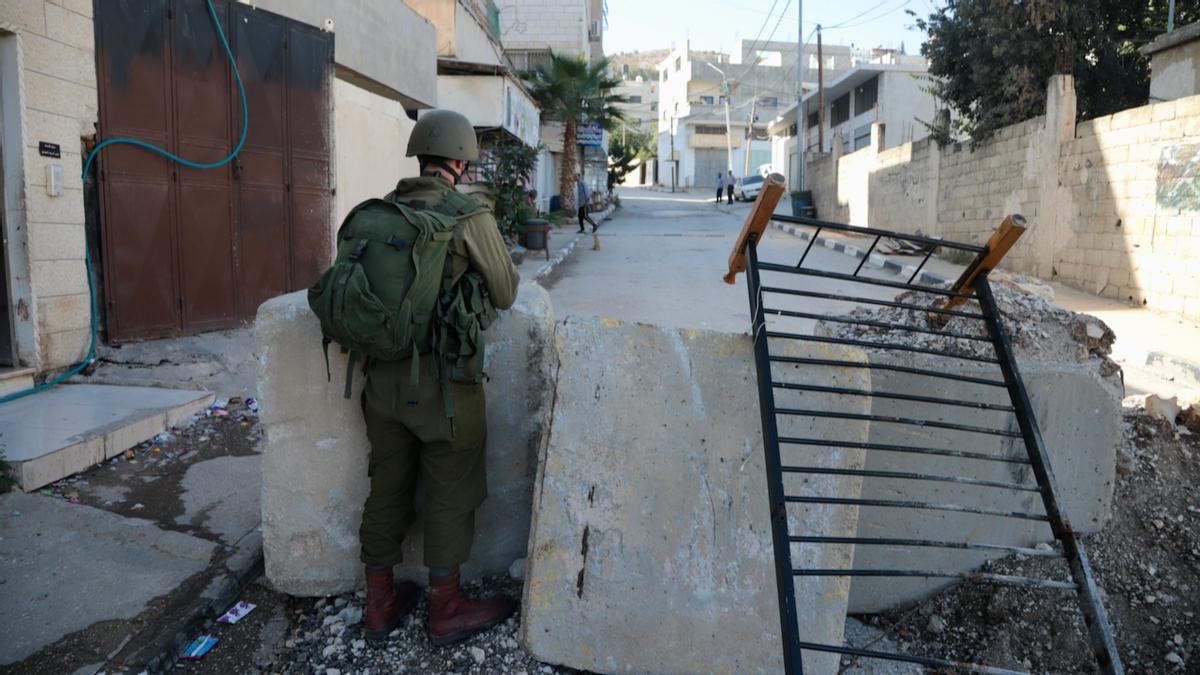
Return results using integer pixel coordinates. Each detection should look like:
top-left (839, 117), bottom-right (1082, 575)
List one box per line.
top-left (113, 531), bottom-right (265, 673)
top-left (770, 221), bottom-right (950, 287)
top-left (534, 204), bottom-right (616, 284)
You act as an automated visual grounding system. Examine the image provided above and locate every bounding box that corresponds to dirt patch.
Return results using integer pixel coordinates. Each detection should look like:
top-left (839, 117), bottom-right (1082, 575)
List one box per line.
top-left (855, 408), bottom-right (1200, 673)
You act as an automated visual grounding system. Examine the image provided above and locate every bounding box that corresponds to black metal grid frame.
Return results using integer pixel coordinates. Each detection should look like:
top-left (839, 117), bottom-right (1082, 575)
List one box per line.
top-left (741, 213), bottom-right (1124, 674)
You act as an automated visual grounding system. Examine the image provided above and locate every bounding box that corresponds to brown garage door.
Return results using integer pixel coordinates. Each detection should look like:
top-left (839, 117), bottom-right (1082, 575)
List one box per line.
top-left (94, 0), bottom-right (332, 342)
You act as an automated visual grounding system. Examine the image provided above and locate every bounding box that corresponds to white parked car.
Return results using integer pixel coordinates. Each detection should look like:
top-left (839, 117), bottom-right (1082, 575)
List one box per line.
top-left (734, 174), bottom-right (764, 201)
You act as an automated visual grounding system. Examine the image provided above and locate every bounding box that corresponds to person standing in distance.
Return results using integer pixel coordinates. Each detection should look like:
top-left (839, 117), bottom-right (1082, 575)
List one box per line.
top-left (576, 172), bottom-right (599, 233)
top-left (725, 170), bottom-right (736, 204)
top-left (715, 172), bottom-right (724, 205)
top-left (359, 109), bottom-right (520, 648)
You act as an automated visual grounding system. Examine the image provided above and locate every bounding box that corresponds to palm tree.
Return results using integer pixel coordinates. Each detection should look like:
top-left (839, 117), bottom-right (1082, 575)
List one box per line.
top-left (523, 54), bottom-right (627, 212)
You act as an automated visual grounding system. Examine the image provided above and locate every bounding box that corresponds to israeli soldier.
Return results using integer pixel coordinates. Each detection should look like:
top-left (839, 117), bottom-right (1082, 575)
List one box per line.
top-left (357, 110), bottom-right (520, 645)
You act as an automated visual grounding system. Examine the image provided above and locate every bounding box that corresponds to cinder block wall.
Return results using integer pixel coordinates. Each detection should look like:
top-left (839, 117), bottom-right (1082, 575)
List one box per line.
top-left (803, 76), bottom-right (1200, 321)
top-left (0, 2), bottom-right (97, 372)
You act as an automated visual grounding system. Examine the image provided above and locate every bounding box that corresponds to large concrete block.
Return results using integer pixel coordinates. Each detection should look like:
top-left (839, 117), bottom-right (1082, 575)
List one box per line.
top-left (521, 319), bottom-right (872, 675)
top-left (257, 283), bottom-right (554, 596)
top-left (846, 357), bottom-right (1121, 613)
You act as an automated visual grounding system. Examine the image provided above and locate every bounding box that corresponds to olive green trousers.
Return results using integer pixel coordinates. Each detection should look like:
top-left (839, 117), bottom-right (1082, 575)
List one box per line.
top-left (358, 356), bottom-right (487, 569)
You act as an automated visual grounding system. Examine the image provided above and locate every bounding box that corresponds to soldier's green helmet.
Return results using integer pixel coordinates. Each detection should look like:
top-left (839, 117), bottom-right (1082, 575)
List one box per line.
top-left (406, 109), bottom-right (479, 161)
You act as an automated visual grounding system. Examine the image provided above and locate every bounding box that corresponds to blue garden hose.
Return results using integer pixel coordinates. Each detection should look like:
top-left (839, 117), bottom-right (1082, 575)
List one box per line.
top-left (0, 0), bottom-right (248, 405)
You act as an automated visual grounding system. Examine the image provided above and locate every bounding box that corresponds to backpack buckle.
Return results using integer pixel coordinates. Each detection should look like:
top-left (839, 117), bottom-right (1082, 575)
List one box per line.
top-left (349, 239), bottom-right (368, 262)
top-left (386, 236), bottom-right (407, 251)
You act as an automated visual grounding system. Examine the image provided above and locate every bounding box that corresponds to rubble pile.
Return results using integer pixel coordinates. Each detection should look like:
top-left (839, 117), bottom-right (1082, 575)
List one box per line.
top-left (820, 271), bottom-right (1120, 375)
top-left (272, 577), bottom-right (565, 675)
top-left (861, 406), bottom-right (1200, 672)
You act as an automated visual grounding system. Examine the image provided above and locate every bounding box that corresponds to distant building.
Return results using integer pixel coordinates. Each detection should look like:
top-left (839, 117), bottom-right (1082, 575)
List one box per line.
top-left (492, 0), bottom-right (610, 202)
top-left (613, 76), bottom-right (658, 185)
top-left (768, 60), bottom-right (936, 191)
top-left (654, 39), bottom-right (859, 189)
top-left (1141, 21), bottom-right (1200, 102)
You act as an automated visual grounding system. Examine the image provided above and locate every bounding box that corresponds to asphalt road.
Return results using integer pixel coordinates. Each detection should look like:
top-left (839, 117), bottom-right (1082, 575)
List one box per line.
top-left (545, 186), bottom-right (904, 334)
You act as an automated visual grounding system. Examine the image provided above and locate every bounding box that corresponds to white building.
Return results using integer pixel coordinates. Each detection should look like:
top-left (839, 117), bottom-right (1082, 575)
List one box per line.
top-left (769, 61), bottom-right (936, 191)
top-left (612, 76), bottom-right (657, 185)
top-left (654, 39), bottom-right (859, 189)
top-left (408, 0), bottom-right (545, 202)
top-left (491, 0), bottom-right (609, 208)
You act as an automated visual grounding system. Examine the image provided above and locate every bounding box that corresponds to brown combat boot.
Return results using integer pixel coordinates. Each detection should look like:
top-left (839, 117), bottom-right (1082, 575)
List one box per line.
top-left (427, 567), bottom-right (517, 646)
top-left (363, 565), bottom-right (420, 642)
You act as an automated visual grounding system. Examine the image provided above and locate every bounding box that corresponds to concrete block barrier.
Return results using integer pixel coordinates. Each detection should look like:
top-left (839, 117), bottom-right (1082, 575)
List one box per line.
top-left (521, 318), bottom-right (872, 675)
top-left (256, 283), bottom-right (555, 596)
top-left (845, 356), bottom-right (1121, 613)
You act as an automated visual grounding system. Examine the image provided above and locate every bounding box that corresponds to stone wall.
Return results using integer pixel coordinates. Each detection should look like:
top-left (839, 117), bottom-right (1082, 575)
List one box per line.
top-left (256, 284), bottom-right (554, 595)
top-left (803, 75), bottom-right (1200, 321)
top-left (0, 1), bottom-right (98, 371)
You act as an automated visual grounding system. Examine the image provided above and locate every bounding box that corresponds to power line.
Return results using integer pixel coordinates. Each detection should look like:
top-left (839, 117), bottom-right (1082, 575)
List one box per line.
top-left (824, 0), bottom-right (893, 29)
top-left (824, 0), bottom-right (913, 31)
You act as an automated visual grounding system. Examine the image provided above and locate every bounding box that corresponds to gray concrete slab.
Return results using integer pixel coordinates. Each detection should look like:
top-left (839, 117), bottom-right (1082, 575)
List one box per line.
top-left (0, 492), bottom-right (216, 665)
top-left (0, 384), bottom-right (213, 491)
top-left (176, 455), bottom-right (262, 546)
top-left (521, 317), bottom-right (871, 675)
top-left (91, 328), bottom-right (256, 399)
top-left (258, 283), bottom-right (556, 595)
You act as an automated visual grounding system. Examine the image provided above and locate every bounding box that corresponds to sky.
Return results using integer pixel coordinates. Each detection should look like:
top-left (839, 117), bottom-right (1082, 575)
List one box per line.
top-left (603, 0), bottom-right (939, 57)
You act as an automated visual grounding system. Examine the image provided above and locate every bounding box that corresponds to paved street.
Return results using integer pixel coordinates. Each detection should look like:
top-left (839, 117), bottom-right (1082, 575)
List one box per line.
top-left (546, 186), bottom-right (903, 334)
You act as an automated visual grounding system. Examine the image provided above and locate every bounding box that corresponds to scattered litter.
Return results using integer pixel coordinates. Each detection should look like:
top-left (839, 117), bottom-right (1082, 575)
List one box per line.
top-left (132, 503), bottom-right (144, 510)
top-left (218, 600), bottom-right (257, 624)
top-left (123, 449), bottom-right (135, 461)
top-left (229, 396), bottom-right (243, 406)
top-left (213, 398), bottom-right (229, 409)
top-left (181, 635), bottom-right (218, 660)
top-left (155, 431), bottom-right (173, 444)
top-left (246, 397), bottom-right (259, 413)
top-left (67, 498), bottom-right (81, 505)
top-left (9, 511), bottom-right (19, 517)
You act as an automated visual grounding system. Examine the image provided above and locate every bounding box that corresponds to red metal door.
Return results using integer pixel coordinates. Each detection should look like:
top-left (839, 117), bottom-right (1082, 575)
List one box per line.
top-left (95, 0), bottom-right (180, 341)
top-left (172, 0), bottom-right (237, 332)
top-left (95, 0), bottom-right (333, 340)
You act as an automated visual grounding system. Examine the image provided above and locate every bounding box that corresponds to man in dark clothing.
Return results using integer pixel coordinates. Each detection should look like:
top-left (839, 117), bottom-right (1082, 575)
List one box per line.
top-left (576, 172), bottom-right (599, 233)
top-left (725, 170), bottom-right (736, 204)
top-left (359, 109), bottom-right (520, 648)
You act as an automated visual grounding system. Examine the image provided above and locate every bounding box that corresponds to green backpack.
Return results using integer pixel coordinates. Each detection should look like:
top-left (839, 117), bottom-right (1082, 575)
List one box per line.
top-left (307, 191), bottom-right (488, 411)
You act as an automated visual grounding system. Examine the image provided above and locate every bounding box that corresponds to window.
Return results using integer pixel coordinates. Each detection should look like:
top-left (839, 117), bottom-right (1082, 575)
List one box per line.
top-left (622, 64), bottom-right (630, 75)
top-left (506, 49), bottom-right (552, 73)
top-left (760, 96), bottom-right (778, 108)
top-left (675, 57), bottom-right (682, 71)
top-left (701, 95), bottom-right (714, 105)
top-left (650, 102), bottom-right (658, 111)
top-left (628, 95), bottom-right (643, 103)
top-left (696, 125), bottom-right (727, 135)
top-left (831, 94), bottom-right (850, 126)
top-left (809, 54), bottom-right (819, 69)
top-left (807, 111), bottom-right (819, 128)
top-left (854, 124), bottom-right (871, 150)
top-left (662, 69), bottom-right (668, 82)
top-left (854, 76), bottom-right (878, 116)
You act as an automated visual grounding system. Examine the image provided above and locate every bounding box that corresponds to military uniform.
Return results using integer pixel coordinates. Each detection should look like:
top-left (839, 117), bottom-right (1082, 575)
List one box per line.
top-left (359, 175), bottom-right (519, 570)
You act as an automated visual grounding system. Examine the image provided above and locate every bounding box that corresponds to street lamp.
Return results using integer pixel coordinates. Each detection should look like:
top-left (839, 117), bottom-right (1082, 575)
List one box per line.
top-left (704, 62), bottom-right (735, 174)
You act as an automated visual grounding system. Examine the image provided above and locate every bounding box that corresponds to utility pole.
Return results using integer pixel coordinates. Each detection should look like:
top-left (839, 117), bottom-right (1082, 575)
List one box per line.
top-left (706, 62), bottom-right (735, 173)
top-left (669, 114), bottom-right (676, 193)
top-left (796, 0), bottom-right (804, 193)
top-left (744, 95), bottom-right (758, 178)
top-left (817, 25), bottom-right (825, 153)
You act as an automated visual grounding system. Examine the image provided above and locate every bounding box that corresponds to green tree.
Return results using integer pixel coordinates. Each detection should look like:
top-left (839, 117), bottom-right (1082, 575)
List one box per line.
top-left (608, 124), bottom-right (656, 185)
top-left (481, 141), bottom-right (542, 237)
top-left (522, 54), bottom-right (627, 211)
top-left (913, 0), bottom-right (1200, 143)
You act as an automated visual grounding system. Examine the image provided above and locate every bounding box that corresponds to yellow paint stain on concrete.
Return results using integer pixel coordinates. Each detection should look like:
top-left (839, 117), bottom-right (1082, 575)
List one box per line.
top-left (600, 317), bottom-right (623, 327)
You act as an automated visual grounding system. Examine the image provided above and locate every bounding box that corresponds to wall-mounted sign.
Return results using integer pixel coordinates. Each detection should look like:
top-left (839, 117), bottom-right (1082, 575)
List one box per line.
top-left (38, 141), bottom-right (61, 158)
top-left (577, 124), bottom-right (603, 147)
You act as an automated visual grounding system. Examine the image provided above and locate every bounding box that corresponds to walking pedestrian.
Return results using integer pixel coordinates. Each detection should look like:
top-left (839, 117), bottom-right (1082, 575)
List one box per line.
top-left (726, 170), bottom-right (736, 204)
top-left (576, 172), bottom-right (599, 233)
top-left (715, 173), bottom-right (724, 205)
